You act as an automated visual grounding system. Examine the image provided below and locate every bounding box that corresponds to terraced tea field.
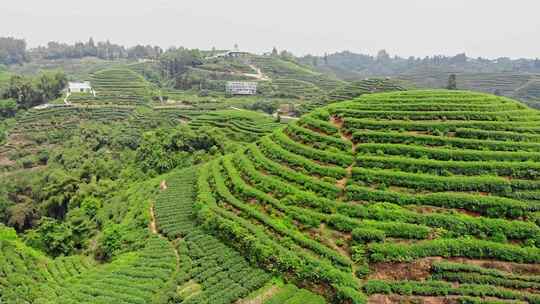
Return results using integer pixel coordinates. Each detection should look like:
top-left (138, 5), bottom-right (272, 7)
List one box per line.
top-left (153, 167), bottom-right (325, 304)
top-left (250, 56), bottom-right (344, 98)
top-left (296, 78), bottom-right (405, 115)
top-left (0, 105), bottom-right (284, 173)
top-left (328, 78), bottom-right (405, 102)
top-left (269, 78), bottom-right (326, 99)
top-left (0, 216), bottom-right (177, 304)
top-left (188, 110), bottom-right (282, 142)
top-left (195, 90), bottom-right (540, 303)
top-left (68, 68), bottom-right (153, 105)
top-left (398, 71), bottom-right (540, 103)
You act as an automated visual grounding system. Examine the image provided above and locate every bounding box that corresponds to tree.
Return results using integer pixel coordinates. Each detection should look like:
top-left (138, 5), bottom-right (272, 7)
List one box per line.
top-left (446, 74), bottom-right (457, 90)
top-left (135, 125), bottom-right (222, 175)
top-left (248, 99), bottom-right (278, 114)
top-left (158, 48), bottom-right (203, 80)
top-left (80, 196), bottom-right (102, 218)
top-left (0, 37), bottom-right (27, 65)
top-left (376, 49), bottom-right (390, 62)
top-left (280, 50), bottom-right (295, 61)
top-left (450, 53), bottom-right (467, 65)
top-left (95, 224), bottom-right (123, 260)
top-left (5, 75), bottom-right (37, 109)
top-left (3, 70), bottom-right (67, 109)
top-left (65, 207), bottom-right (96, 250)
top-left (275, 112), bottom-right (281, 123)
top-left (0, 99), bottom-right (17, 118)
top-left (39, 169), bottom-right (80, 219)
top-left (6, 202), bottom-right (38, 231)
top-left (36, 70), bottom-right (68, 101)
top-left (24, 217), bottom-right (74, 257)
top-left (86, 37), bottom-right (98, 57)
top-left (271, 47), bottom-right (279, 57)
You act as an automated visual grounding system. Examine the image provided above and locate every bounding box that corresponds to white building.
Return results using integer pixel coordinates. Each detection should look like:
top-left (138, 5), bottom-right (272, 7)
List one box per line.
top-left (226, 81), bottom-right (257, 95)
top-left (68, 81), bottom-right (93, 93)
top-left (208, 51), bottom-right (251, 59)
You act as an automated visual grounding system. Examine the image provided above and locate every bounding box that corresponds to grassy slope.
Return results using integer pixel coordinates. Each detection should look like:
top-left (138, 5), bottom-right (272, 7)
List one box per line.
top-left (8, 57), bottom-right (129, 80)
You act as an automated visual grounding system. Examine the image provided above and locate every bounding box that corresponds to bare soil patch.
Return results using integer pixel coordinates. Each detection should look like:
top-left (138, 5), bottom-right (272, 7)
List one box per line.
top-left (160, 180), bottom-right (168, 190)
top-left (368, 257), bottom-right (442, 281)
top-left (149, 204), bottom-right (158, 234)
top-left (235, 285), bottom-right (281, 304)
top-left (330, 115), bottom-right (344, 128)
top-left (449, 258), bottom-right (540, 275)
top-left (369, 295), bottom-right (461, 304)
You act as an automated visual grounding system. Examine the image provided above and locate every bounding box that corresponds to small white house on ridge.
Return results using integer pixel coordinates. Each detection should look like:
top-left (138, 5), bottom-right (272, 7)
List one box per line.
top-left (68, 81), bottom-right (93, 93)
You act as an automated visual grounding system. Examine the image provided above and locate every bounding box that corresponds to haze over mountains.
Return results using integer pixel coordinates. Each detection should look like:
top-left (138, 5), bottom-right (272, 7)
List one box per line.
top-left (3, 0), bottom-right (540, 58)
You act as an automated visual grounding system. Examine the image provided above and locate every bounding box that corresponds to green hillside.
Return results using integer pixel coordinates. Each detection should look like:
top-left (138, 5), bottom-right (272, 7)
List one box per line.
top-left (296, 78), bottom-right (405, 114)
top-left (398, 70), bottom-right (540, 103)
top-left (250, 56), bottom-right (345, 98)
top-left (516, 78), bottom-right (540, 101)
top-left (0, 165), bottom-right (325, 304)
top-left (7, 57), bottom-right (127, 80)
top-left (0, 65), bottom-right (10, 89)
top-left (0, 105), bottom-right (285, 173)
top-left (328, 78), bottom-right (405, 102)
top-left (188, 110), bottom-right (282, 143)
top-left (194, 90), bottom-right (540, 303)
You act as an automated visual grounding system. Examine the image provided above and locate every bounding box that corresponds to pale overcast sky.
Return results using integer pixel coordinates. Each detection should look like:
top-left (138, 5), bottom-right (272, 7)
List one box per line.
top-left (1, 0), bottom-right (539, 58)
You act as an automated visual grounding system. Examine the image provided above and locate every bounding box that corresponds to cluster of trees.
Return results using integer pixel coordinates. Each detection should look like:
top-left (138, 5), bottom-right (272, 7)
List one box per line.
top-left (1, 70), bottom-right (67, 112)
top-left (136, 125), bottom-right (229, 175)
top-left (299, 50), bottom-right (540, 77)
top-left (158, 48), bottom-right (204, 88)
top-left (0, 116), bottom-right (242, 257)
top-left (0, 123), bottom-right (135, 257)
top-left (31, 38), bottom-right (163, 60)
top-left (246, 99), bottom-right (279, 114)
top-left (0, 36), bottom-right (164, 63)
top-left (0, 37), bottom-right (28, 65)
top-left (270, 47), bottom-right (296, 62)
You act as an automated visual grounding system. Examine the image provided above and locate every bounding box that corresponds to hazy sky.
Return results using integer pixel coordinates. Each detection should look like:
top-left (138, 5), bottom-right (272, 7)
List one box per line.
top-left (2, 0), bottom-right (539, 58)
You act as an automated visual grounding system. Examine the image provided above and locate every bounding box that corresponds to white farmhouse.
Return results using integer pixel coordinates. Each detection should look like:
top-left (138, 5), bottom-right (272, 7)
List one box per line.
top-left (226, 81), bottom-right (257, 95)
top-left (68, 81), bottom-right (93, 93)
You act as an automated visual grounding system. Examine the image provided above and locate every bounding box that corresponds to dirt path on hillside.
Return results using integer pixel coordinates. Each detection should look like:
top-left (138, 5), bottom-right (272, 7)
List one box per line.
top-left (160, 180), bottom-right (168, 190)
top-left (228, 106), bottom-right (298, 122)
top-left (235, 285), bottom-right (281, 304)
top-left (330, 115), bottom-right (356, 192)
top-left (150, 182), bottom-right (181, 271)
top-left (368, 294), bottom-right (466, 304)
top-left (149, 204), bottom-right (159, 234)
top-left (242, 65), bottom-right (270, 81)
top-left (150, 204), bottom-right (181, 270)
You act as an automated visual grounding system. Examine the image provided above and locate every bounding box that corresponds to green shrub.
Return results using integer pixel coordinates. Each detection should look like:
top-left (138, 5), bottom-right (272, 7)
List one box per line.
top-left (352, 228), bottom-right (385, 244)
